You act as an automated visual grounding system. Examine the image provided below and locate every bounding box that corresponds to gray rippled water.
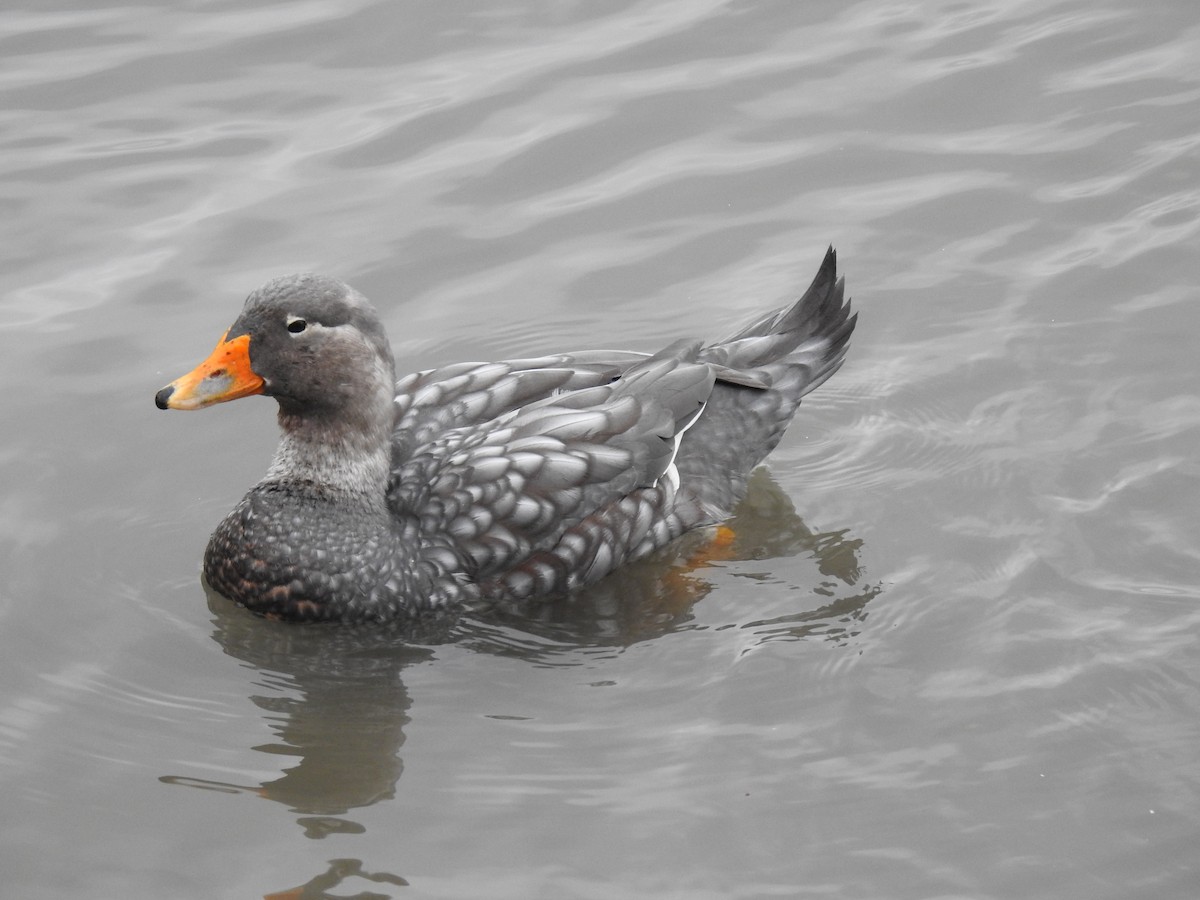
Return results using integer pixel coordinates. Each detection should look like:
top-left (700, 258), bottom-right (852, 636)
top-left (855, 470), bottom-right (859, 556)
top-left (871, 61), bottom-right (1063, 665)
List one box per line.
top-left (2, 1), bottom-right (1198, 898)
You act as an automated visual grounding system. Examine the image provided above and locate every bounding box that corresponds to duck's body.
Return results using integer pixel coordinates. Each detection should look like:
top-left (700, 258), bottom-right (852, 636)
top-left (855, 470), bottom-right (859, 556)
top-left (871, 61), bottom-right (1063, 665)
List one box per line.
top-left (157, 248), bottom-right (855, 623)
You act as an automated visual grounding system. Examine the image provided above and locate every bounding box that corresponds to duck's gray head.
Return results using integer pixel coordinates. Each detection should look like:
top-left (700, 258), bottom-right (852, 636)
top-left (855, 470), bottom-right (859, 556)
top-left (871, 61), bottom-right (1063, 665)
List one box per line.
top-left (155, 273), bottom-right (396, 419)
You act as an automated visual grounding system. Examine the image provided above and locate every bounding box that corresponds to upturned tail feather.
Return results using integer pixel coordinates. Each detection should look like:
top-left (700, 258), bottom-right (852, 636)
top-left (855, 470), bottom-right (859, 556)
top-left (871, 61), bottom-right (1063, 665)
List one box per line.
top-left (676, 246), bottom-right (855, 522)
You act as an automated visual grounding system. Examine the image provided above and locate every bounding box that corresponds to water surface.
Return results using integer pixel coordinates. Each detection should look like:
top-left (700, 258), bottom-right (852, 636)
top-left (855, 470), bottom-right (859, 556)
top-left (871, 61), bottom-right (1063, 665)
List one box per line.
top-left (2, 1), bottom-right (1199, 897)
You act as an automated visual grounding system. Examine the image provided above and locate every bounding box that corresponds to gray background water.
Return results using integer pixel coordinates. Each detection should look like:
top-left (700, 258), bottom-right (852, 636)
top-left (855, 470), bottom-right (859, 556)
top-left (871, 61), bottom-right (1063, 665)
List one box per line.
top-left (2, 1), bottom-right (1198, 897)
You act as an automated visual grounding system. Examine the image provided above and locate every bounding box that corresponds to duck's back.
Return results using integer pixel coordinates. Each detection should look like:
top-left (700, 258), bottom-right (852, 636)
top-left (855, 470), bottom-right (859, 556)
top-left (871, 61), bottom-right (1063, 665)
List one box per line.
top-left (389, 247), bottom-right (854, 604)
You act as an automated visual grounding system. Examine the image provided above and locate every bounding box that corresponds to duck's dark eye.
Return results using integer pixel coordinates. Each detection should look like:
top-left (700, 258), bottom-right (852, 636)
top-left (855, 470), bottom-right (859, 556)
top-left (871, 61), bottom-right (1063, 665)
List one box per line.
top-left (287, 317), bottom-right (307, 334)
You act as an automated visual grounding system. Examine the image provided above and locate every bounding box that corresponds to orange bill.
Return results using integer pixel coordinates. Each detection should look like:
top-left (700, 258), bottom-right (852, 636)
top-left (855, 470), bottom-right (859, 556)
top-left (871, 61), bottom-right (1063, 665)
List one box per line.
top-left (155, 331), bottom-right (264, 410)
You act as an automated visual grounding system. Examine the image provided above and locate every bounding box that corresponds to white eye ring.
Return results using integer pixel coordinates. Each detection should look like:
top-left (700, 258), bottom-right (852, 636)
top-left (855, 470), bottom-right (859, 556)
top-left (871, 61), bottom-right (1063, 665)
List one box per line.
top-left (286, 315), bottom-right (307, 334)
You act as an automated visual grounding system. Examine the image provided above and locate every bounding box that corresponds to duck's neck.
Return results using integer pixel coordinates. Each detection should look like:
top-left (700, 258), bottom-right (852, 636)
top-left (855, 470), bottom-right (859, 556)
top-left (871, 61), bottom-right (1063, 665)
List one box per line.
top-left (264, 389), bottom-right (395, 508)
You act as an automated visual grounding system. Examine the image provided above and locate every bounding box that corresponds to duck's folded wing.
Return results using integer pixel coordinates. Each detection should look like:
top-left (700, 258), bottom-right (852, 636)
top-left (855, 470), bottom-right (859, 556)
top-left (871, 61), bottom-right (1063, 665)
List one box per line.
top-left (389, 347), bottom-right (716, 581)
top-left (389, 351), bottom-right (653, 463)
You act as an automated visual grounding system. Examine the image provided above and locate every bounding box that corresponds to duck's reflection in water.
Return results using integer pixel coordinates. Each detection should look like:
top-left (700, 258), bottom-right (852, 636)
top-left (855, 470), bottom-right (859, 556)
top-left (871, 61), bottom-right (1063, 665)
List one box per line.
top-left (207, 609), bottom-right (446, 822)
top-left (162, 468), bottom-right (876, 899)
